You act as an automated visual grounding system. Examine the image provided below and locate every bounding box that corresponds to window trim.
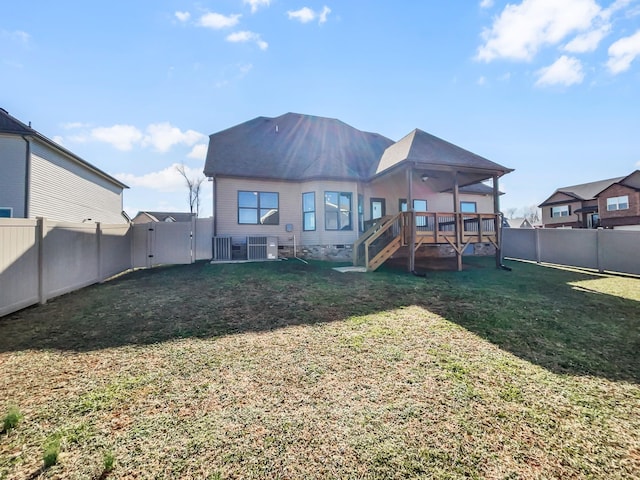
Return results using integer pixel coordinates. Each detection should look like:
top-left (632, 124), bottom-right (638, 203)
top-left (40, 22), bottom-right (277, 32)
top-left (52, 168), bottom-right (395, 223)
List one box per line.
top-left (551, 205), bottom-right (570, 218)
top-left (237, 191), bottom-right (280, 225)
top-left (399, 199), bottom-right (427, 212)
top-left (324, 191), bottom-right (353, 231)
top-left (606, 195), bottom-right (629, 211)
top-left (302, 192), bottom-right (316, 231)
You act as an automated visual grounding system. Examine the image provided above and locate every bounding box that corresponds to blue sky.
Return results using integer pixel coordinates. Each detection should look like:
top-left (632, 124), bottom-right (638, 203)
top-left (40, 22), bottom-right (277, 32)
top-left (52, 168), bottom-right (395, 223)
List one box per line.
top-left (2, 0), bottom-right (639, 219)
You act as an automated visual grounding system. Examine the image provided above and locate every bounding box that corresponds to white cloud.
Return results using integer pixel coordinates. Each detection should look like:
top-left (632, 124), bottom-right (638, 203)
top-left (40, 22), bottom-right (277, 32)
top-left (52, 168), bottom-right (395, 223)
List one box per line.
top-left (477, 0), bottom-right (601, 62)
top-left (244, 0), bottom-right (271, 13)
top-left (115, 163), bottom-right (203, 193)
top-left (188, 144), bottom-right (208, 160)
top-left (2, 29), bottom-right (30, 45)
top-left (226, 31), bottom-right (268, 50)
top-left (319, 6), bottom-right (331, 24)
top-left (175, 11), bottom-right (191, 22)
top-left (287, 6), bottom-right (331, 24)
top-left (52, 135), bottom-right (65, 146)
top-left (143, 123), bottom-right (206, 153)
top-left (535, 55), bottom-right (584, 86)
top-left (197, 12), bottom-right (241, 29)
top-left (477, 76), bottom-right (487, 85)
top-left (91, 125), bottom-right (143, 151)
top-left (563, 25), bottom-right (610, 52)
top-left (607, 30), bottom-right (640, 74)
top-left (61, 121), bottom-right (90, 130)
top-left (480, 0), bottom-right (494, 8)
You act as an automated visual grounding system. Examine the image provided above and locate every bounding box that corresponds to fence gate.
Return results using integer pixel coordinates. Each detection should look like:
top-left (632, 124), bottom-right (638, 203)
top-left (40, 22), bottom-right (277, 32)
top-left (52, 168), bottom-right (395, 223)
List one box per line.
top-left (132, 222), bottom-right (194, 268)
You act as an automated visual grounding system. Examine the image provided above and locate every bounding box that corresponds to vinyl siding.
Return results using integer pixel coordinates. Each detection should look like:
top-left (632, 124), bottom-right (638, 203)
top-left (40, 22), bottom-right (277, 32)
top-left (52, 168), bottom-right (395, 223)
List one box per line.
top-left (29, 140), bottom-right (126, 223)
top-left (0, 135), bottom-right (27, 217)
top-left (214, 177), bottom-right (362, 247)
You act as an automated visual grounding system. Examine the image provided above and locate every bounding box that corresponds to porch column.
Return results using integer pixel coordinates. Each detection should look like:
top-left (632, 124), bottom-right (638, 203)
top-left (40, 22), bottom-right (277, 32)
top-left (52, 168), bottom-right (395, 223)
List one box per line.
top-left (453, 173), bottom-right (462, 271)
top-left (407, 165), bottom-right (415, 272)
top-left (493, 175), bottom-right (502, 268)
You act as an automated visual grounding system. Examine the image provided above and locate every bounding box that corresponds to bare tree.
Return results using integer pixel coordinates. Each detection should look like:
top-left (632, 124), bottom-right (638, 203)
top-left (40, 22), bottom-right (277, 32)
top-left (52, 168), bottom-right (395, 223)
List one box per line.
top-left (505, 207), bottom-right (518, 219)
top-left (176, 163), bottom-right (205, 217)
top-left (523, 205), bottom-right (540, 223)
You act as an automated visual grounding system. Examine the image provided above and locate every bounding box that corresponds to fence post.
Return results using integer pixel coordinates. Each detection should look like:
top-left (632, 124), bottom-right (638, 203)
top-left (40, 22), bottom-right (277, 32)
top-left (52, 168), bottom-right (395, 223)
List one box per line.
top-left (96, 222), bottom-right (103, 282)
top-left (37, 217), bottom-right (47, 305)
top-left (535, 228), bottom-right (541, 263)
top-left (596, 228), bottom-right (604, 273)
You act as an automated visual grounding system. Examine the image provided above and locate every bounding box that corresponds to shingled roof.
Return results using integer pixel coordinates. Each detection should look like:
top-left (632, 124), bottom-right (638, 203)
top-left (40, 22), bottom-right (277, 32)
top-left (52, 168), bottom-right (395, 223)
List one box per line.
top-left (539, 176), bottom-right (625, 206)
top-left (204, 113), bottom-right (394, 181)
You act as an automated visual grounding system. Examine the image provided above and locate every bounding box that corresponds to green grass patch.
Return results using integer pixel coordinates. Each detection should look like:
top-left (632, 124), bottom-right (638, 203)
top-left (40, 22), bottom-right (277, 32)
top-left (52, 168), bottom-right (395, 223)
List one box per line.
top-left (0, 258), bottom-right (638, 479)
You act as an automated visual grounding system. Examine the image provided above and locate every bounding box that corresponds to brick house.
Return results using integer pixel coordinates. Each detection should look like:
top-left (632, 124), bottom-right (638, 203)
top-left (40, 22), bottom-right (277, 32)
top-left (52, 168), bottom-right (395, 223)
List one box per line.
top-left (596, 170), bottom-right (640, 229)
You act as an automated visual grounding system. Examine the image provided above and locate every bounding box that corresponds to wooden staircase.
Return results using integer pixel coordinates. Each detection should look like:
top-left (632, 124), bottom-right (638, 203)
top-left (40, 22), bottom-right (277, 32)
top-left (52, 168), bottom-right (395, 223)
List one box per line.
top-left (353, 212), bottom-right (406, 271)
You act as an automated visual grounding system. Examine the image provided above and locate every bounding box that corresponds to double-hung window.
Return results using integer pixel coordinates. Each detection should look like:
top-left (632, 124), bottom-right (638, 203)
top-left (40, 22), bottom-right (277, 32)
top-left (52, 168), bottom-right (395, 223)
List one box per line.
top-left (325, 191), bottom-right (352, 230)
top-left (302, 192), bottom-right (316, 231)
top-left (551, 205), bottom-right (569, 218)
top-left (238, 191), bottom-right (279, 225)
top-left (606, 195), bottom-right (629, 211)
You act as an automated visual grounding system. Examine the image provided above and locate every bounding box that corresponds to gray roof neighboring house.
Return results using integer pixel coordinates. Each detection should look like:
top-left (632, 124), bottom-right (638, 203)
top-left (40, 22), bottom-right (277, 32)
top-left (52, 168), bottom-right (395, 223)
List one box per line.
top-left (133, 211), bottom-right (196, 223)
top-left (539, 176), bottom-right (624, 206)
top-left (204, 113), bottom-right (394, 181)
top-left (0, 108), bottom-right (128, 190)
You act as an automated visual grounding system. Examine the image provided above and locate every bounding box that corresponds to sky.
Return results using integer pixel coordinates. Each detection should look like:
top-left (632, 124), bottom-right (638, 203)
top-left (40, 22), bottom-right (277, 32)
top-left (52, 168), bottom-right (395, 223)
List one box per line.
top-left (2, 0), bottom-right (640, 219)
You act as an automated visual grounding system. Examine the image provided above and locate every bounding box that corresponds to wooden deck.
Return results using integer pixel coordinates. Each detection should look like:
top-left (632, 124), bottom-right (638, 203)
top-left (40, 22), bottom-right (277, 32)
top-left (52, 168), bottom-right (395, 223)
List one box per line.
top-left (353, 211), bottom-right (502, 272)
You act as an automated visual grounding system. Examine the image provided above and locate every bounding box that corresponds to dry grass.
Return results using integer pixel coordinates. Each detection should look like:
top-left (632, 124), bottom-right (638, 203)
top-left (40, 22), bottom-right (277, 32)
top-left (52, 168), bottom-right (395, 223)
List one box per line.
top-left (0, 258), bottom-right (639, 479)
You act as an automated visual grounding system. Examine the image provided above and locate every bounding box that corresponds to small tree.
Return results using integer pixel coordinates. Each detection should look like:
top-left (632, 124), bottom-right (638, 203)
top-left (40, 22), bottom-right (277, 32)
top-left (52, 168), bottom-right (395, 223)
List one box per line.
top-left (523, 205), bottom-right (540, 223)
top-left (176, 164), bottom-right (205, 217)
top-left (505, 207), bottom-right (518, 219)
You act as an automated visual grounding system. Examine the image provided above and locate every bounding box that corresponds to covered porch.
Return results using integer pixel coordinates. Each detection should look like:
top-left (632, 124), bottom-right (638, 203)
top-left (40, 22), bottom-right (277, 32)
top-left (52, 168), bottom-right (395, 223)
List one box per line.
top-left (353, 129), bottom-right (512, 272)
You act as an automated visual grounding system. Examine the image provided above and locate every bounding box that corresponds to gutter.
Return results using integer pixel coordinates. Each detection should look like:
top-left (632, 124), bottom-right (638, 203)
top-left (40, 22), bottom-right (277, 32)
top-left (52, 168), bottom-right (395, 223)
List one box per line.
top-left (21, 135), bottom-right (31, 218)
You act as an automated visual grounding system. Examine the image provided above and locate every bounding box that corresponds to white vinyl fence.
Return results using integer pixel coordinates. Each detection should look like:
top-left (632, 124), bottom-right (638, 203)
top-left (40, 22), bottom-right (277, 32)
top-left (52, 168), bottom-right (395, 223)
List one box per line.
top-left (503, 227), bottom-right (640, 276)
top-left (0, 217), bottom-right (213, 317)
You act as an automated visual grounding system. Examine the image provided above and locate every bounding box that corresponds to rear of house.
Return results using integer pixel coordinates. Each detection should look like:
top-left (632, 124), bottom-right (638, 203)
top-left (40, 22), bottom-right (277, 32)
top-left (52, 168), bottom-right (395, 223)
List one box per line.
top-left (204, 113), bottom-right (512, 264)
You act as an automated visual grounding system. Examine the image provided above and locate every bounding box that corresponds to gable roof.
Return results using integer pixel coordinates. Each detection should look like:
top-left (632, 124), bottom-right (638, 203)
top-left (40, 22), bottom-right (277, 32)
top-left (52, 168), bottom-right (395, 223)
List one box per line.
top-left (594, 169), bottom-right (640, 196)
top-left (0, 108), bottom-right (128, 190)
top-left (539, 176), bottom-right (624, 207)
top-left (204, 113), bottom-right (394, 181)
top-left (377, 129), bottom-right (511, 176)
top-left (133, 211), bottom-right (196, 223)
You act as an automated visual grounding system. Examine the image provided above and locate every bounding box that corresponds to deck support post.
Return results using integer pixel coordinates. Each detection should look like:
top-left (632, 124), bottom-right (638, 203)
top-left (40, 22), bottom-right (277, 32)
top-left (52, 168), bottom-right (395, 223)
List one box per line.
top-left (407, 166), bottom-right (415, 273)
top-left (453, 173), bottom-right (462, 271)
top-left (493, 174), bottom-right (502, 269)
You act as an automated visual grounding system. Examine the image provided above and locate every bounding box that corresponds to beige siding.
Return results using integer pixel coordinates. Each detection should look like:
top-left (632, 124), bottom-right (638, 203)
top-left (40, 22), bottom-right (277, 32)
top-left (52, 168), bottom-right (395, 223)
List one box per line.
top-left (0, 135), bottom-right (27, 217)
top-left (29, 140), bottom-right (126, 224)
top-left (368, 171), bottom-right (496, 215)
top-left (214, 177), bottom-right (362, 246)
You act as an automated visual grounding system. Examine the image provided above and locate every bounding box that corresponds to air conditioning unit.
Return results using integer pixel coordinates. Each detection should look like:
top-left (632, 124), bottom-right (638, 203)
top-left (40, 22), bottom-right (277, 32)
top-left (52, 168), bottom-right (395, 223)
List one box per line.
top-left (247, 236), bottom-right (278, 260)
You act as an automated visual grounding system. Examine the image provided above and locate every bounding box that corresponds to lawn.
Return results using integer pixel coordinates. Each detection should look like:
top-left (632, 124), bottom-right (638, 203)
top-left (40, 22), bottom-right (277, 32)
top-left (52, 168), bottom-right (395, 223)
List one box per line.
top-left (0, 257), bottom-right (639, 479)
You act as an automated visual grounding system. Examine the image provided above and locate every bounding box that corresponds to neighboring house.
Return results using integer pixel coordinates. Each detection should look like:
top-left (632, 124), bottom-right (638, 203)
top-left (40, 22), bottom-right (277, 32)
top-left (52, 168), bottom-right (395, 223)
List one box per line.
top-left (504, 217), bottom-right (534, 228)
top-left (204, 113), bottom-right (513, 269)
top-left (595, 170), bottom-right (640, 230)
top-left (0, 108), bottom-right (128, 223)
top-left (538, 176), bottom-right (624, 229)
top-left (132, 211), bottom-right (196, 224)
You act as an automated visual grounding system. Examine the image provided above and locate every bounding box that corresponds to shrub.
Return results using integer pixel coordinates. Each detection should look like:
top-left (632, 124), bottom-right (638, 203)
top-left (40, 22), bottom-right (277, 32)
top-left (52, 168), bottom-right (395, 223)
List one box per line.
top-left (1, 406), bottom-right (22, 433)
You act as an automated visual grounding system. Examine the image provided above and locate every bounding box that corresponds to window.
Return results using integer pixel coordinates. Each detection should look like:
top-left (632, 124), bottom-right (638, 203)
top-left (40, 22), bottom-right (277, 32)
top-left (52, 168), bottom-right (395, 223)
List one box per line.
top-left (238, 191), bottom-right (279, 225)
top-left (0, 208), bottom-right (12, 218)
top-left (302, 192), bottom-right (315, 231)
top-left (460, 201), bottom-right (477, 213)
top-left (358, 194), bottom-right (364, 232)
top-left (607, 195), bottom-right (629, 211)
top-left (325, 191), bottom-right (352, 230)
top-left (551, 205), bottom-right (570, 218)
top-left (399, 199), bottom-right (427, 212)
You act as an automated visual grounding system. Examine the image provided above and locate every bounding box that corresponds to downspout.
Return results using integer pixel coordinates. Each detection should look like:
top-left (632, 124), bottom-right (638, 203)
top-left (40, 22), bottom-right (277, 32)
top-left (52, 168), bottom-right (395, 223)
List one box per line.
top-left (22, 135), bottom-right (31, 218)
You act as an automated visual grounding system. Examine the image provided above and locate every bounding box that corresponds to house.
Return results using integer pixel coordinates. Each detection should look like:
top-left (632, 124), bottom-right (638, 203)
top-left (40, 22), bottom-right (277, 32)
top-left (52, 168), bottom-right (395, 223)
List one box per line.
top-left (538, 176), bottom-right (624, 229)
top-left (504, 217), bottom-right (534, 228)
top-left (131, 211), bottom-right (196, 224)
top-left (203, 113), bottom-right (513, 271)
top-left (539, 172), bottom-right (640, 229)
top-left (0, 108), bottom-right (128, 224)
top-left (595, 170), bottom-right (640, 230)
